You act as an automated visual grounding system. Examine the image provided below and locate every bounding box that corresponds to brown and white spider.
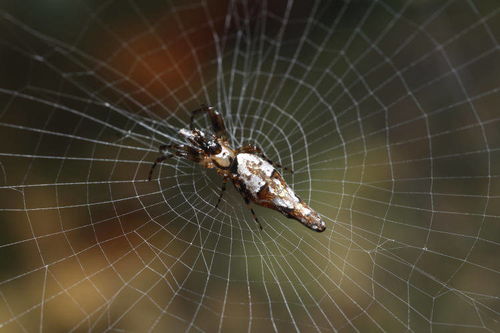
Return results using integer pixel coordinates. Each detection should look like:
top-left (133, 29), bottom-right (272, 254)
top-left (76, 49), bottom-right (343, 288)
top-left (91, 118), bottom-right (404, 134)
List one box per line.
top-left (148, 105), bottom-right (326, 232)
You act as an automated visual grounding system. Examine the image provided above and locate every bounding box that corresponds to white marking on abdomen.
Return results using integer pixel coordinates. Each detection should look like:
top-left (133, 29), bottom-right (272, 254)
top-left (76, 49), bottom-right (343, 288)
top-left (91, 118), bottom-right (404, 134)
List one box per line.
top-left (237, 153), bottom-right (273, 195)
top-left (269, 178), bottom-right (300, 209)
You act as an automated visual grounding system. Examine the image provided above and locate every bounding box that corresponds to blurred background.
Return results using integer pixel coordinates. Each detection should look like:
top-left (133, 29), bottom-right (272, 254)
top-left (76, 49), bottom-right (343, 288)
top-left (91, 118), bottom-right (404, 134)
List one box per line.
top-left (0, 0), bottom-right (499, 331)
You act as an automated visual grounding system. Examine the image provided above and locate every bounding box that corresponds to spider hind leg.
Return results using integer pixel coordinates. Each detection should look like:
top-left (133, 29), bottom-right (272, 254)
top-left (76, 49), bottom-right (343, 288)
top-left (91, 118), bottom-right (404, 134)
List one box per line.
top-left (244, 198), bottom-right (263, 231)
top-left (214, 179), bottom-right (228, 209)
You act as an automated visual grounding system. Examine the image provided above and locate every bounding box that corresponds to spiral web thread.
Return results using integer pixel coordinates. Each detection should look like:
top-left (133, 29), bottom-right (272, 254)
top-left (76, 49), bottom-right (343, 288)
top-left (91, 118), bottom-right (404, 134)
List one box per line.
top-left (0, 0), bottom-right (499, 331)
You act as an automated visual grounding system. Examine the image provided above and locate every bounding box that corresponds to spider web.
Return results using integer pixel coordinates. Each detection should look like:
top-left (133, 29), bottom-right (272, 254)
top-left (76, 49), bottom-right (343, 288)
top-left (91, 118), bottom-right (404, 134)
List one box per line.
top-left (0, 0), bottom-right (499, 331)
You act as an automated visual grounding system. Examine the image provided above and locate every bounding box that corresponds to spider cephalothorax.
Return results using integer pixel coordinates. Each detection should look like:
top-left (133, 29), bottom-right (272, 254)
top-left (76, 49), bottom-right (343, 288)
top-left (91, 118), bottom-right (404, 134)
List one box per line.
top-left (148, 105), bottom-right (326, 232)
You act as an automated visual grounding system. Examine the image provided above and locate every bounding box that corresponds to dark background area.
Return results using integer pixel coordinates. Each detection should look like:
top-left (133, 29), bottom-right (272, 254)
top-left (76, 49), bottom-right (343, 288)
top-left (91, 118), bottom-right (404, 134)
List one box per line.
top-left (0, 0), bottom-right (499, 331)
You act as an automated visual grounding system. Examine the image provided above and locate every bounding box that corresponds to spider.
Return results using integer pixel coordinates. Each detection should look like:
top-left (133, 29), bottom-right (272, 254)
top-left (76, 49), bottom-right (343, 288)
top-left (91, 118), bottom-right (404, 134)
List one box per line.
top-left (148, 105), bottom-right (326, 232)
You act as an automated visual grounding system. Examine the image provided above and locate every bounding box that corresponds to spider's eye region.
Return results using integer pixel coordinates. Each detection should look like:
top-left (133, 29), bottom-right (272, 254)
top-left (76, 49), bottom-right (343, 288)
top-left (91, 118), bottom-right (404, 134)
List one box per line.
top-left (207, 141), bottom-right (222, 155)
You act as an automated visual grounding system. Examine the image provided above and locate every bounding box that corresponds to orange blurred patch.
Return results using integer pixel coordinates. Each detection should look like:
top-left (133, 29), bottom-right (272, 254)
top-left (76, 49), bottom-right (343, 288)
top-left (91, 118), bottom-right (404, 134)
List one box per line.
top-left (91, 2), bottom-right (230, 114)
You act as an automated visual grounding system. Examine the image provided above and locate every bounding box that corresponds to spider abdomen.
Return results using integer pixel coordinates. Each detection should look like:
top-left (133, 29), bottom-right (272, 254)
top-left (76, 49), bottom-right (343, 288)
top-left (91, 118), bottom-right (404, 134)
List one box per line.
top-left (235, 153), bottom-right (326, 232)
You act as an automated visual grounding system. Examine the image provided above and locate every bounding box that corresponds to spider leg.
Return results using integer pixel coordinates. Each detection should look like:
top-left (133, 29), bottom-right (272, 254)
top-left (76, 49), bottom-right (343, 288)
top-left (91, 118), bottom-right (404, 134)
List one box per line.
top-left (148, 154), bottom-right (173, 181)
top-left (190, 104), bottom-right (228, 140)
top-left (148, 144), bottom-right (179, 181)
top-left (148, 143), bottom-right (203, 181)
top-left (244, 197), bottom-right (263, 231)
top-left (214, 179), bottom-right (228, 209)
top-left (237, 145), bottom-right (294, 174)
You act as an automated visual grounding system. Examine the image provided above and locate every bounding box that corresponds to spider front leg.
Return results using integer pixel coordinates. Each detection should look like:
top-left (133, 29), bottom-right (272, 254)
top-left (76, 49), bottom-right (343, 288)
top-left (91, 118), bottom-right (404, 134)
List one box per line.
top-left (190, 104), bottom-right (228, 140)
top-left (148, 144), bottom-right (203, 181)
top-left (148, 145), bottom-right (173, 181)
top-left (148, 154), bottom-right (173, 181)
top-left (237, 145), bottom-right (294, 174)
